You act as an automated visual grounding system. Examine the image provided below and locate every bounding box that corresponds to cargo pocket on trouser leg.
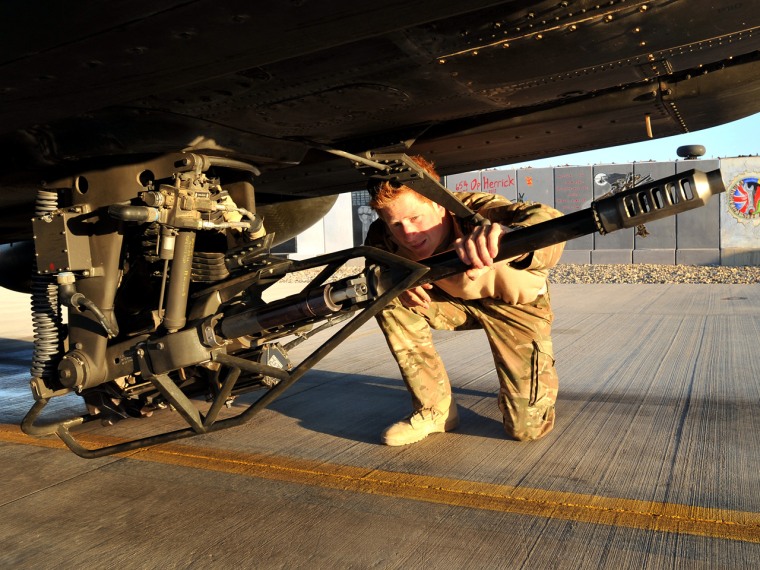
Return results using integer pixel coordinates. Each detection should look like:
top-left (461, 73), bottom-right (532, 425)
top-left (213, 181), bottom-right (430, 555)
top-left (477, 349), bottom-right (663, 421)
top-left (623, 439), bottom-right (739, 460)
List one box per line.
top-left (501, 340), bottom-right (558, 441)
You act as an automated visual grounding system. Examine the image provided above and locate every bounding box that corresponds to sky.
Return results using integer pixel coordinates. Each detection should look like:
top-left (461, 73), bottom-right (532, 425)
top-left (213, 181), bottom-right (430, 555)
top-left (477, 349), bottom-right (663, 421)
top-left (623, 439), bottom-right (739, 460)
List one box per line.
top-left (502, 111), bottom-right (760, 170)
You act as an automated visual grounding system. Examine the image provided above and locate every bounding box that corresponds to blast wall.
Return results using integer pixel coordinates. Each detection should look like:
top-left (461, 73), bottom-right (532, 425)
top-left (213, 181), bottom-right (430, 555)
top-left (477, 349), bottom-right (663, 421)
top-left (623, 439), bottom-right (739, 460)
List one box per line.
top-left (296, 157), bottom-right (760, 266)
top-left (442, 157), bottom-right (759, 266)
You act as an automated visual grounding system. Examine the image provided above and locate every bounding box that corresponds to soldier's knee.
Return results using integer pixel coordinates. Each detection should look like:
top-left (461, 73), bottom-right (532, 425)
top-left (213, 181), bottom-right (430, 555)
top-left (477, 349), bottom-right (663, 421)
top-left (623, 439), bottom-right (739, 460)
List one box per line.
top-left (503, 403), bottom-right (555, 442)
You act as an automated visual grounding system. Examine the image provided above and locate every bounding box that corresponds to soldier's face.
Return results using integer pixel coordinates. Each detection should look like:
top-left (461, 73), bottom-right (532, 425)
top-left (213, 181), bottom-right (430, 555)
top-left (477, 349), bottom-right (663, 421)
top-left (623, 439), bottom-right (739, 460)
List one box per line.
top-left (377, 190), bottom-right (449, 260)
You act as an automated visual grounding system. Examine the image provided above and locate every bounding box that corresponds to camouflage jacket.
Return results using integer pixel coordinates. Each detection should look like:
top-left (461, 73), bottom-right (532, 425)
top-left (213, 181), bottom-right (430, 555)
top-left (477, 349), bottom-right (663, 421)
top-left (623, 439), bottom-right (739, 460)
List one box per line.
top-left (365, 192), bottom-right (565, 305)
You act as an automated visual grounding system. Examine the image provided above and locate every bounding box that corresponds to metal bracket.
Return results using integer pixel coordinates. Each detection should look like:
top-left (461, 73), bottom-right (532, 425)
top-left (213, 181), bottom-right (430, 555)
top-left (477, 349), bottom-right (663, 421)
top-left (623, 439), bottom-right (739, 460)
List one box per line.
top-left (358, 152), bottom-right (489, 226)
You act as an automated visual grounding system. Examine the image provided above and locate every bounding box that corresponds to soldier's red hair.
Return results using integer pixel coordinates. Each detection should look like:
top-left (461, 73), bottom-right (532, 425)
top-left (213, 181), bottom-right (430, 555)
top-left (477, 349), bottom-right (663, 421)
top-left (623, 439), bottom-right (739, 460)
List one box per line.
top-left (369, 155), bottom-right (440, 210)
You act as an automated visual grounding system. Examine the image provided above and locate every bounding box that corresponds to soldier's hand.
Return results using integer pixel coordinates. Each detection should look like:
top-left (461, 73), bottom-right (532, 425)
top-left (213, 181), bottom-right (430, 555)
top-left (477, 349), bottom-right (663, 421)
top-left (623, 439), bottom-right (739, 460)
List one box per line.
top-left (399, 284), bottom-right (434, 309)
top-left (454, 222), bottom-right (510, 280)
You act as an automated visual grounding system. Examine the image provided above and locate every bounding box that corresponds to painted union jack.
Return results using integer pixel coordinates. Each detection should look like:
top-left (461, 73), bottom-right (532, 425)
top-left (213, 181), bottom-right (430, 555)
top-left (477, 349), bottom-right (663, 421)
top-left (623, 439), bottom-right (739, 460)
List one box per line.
top-left (732, 177), bottom-right (760, 215)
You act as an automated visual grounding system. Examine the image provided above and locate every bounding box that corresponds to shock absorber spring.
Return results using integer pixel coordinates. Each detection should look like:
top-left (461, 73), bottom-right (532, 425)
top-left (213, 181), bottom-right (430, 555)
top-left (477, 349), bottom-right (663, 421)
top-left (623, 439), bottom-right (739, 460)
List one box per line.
top-left (30, 189), bottom-right (64, 385)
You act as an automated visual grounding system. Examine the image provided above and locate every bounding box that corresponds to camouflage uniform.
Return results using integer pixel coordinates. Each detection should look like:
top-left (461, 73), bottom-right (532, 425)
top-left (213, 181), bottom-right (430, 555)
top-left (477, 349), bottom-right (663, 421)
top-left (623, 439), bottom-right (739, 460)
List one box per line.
top-left (367, 192), bottom-right (563, 441)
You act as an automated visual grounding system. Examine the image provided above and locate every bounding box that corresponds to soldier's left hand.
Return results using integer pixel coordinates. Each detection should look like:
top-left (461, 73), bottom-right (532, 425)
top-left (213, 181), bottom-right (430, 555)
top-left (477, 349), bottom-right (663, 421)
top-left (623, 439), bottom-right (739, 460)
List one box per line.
top-left (454, 223), bottom-right (510, 280)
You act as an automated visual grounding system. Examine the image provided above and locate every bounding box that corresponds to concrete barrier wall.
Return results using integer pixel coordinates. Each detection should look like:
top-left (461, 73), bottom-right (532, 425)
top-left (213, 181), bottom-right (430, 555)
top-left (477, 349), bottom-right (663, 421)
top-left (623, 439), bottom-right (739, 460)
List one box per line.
top-left (295, 157), bottom-right (759, 266)
top-left (443, 157), bottom-right (756, 266)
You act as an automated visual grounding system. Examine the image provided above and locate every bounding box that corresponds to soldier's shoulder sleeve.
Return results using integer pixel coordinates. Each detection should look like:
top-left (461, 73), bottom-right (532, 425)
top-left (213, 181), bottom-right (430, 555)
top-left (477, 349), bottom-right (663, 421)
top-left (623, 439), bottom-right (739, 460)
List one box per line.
top-left (456, 191), bottom-right (511, 212)
top-left (506, 201), bottom-right (563, 227)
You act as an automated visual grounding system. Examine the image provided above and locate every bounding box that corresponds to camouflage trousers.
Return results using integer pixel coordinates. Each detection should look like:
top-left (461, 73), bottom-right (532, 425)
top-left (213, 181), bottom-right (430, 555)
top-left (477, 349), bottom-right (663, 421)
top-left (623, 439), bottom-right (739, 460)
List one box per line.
top-left (375, 287), bottom-right (558, 441)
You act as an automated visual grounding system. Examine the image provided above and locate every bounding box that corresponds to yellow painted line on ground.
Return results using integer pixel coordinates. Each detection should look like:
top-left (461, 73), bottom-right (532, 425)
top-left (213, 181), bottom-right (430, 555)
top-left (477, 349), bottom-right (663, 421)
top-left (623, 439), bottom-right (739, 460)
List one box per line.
top-left (2, 422), bottom-right (759, 543)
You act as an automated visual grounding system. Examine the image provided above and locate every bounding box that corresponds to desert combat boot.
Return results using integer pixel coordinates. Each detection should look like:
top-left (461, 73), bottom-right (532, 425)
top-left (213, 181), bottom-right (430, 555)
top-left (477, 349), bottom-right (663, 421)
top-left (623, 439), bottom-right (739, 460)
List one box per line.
top-left (382, 396), bottom-right (459, 446)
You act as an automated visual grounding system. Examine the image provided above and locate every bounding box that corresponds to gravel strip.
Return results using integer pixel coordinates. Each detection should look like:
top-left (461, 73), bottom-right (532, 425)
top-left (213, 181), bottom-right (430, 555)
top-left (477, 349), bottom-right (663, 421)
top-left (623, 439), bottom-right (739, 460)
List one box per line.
top-left (280, 263), bottom-right (760, 285)
top-left (548, 264), bottom-right (760, 284)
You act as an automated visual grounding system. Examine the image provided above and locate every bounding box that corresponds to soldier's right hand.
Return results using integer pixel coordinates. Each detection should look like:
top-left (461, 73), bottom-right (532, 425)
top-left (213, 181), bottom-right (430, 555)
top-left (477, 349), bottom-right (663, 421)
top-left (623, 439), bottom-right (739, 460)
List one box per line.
top-left (399, 284), bottom-right (433, 309)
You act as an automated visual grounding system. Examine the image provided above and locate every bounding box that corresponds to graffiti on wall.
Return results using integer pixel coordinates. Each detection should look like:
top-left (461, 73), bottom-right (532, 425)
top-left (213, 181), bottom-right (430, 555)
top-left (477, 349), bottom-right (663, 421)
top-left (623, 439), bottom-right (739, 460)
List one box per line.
top-left (727, 174), bottom-right (760, 224)
top-left (719, 158), bottom-right (760, 251)
top-left (351, 190), bottom-right (378, 246)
